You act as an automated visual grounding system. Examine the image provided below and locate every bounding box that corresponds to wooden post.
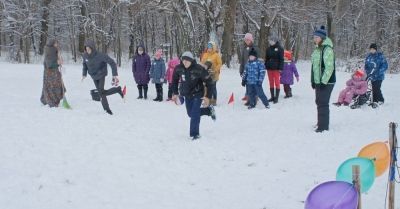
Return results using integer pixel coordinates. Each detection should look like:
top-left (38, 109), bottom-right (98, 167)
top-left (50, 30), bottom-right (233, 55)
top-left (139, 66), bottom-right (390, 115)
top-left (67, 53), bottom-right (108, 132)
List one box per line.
top-left (388, 122), bottom-right (397, 209)
top-left (353, 165), bottom-right (361, 209)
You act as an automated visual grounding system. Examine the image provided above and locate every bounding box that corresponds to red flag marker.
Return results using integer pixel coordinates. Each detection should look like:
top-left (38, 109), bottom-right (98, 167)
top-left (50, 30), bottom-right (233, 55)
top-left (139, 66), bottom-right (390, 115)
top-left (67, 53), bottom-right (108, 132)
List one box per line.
top-left (228, 93), bottom-right (234, 104)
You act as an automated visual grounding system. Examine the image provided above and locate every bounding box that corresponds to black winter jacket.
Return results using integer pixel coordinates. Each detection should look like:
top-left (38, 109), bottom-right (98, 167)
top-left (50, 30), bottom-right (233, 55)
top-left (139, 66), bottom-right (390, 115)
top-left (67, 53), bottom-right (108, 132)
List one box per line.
top-left (82, 40), bottom-right (118, 80)
top-left (265, 42), bottom-right (284, 71)
top-left (172, 62), bottom-right (213, 99)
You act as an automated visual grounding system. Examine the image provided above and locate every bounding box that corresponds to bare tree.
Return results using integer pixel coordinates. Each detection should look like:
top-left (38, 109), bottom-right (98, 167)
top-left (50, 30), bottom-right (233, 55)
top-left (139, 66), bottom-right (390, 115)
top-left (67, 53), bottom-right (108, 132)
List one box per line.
top-left (221, 0), bottom-right (236, 67)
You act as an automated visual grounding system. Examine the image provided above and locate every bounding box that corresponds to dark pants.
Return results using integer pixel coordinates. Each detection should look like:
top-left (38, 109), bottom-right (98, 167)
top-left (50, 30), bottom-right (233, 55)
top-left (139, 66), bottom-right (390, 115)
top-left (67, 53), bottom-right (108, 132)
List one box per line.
top-left (371, 80), bottom-right (384, 103)
top-left (248, 84), bottom-right (269, 107)
top-left (283, 84), bottom-right (291, 93)
top-left (137, 84), bottom-right (148, 98)
top-left (185, 96), bottom-right (211, 137)
top-left (315, 84), bottom-right (334, 130)
top-left (167, 83), bottom-right (173, 99)
top-left (155, 83), bottom-right (163, 98)
top-left (93, 77), bottom-right (120, 111)
top-left (210, 81), bottom-right (217, 100)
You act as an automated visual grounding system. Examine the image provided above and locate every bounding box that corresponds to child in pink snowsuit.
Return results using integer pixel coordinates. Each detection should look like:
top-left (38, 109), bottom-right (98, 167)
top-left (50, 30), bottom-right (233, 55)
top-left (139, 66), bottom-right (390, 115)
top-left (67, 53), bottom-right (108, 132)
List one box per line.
top-left (165, 57), bottom-right (181, 101)
top-left (333, 69), bottom-right (367, 106)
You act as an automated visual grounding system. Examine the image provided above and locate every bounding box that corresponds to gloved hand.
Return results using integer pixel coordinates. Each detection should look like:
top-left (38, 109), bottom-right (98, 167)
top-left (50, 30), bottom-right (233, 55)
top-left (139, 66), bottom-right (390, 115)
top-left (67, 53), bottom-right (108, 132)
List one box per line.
top-left (241, 80), bottom-right (246, 87)
top-left (112, 76), bottom-right (119, 86)
top-left (311, 83), bottom-right (315, 89)
top-left (296, 77), bottom-right (299, 82)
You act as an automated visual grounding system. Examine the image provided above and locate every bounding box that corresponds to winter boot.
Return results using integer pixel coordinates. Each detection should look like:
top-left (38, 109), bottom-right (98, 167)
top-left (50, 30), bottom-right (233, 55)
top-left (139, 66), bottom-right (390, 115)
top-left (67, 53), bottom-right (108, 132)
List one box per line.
top-left (105, 109), bottom-right (113, 115)
top-left (143, 85), bottom-right (148, 99)
top-left (283, 86), bottom-right (289, 99)
top-left (117, 86), bottom-right (124, 99)
top-left (153, 87), bottom-right (159, 101)
top-left (273, 89), bottom-right (280, 104)
top-left (137, 85), bottom-right (143, 99)
top-left (288, 89), bottom-right (293, 97)
top-left (268, 88), bottom-right (275, 102)
top-left (158, 88), bottom-right (163, 102)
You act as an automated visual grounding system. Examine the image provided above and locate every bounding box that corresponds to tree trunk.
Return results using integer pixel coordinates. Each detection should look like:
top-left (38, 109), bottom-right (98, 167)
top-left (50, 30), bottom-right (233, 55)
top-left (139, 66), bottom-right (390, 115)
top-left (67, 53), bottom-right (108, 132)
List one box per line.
top-left (78, 0), bottom-right (87, 53)
top-left (68, 6), bottom-right (77, 62)
top-left (282, 19), bottom-right (290, 50)
top-left (327, 11), bottom-right (334, 43)
top-left (23, 37), bottom-right (30, 63)
top-left (116, 4), bottom-right (122, 67)
top-left (221, 0), bottom-right (236, 68)
top-left (144, 11), bottom-right (148, 52)
top-left (375, 0), bottom-right (385, 46)
top-left (398, 0), bottom-right (400, 51)
top-left (259, 11), bottom-right (269, 60)
top-left (151, 13), bottom-right (156, 52)
top-left (39, 0), bottom-right (51, 55)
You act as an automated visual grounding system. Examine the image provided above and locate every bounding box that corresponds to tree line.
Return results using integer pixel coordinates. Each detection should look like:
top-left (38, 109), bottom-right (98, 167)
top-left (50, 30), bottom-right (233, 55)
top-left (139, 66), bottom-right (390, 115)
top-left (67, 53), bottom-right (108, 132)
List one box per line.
top-left (0, 0), bottom-right (399, 72)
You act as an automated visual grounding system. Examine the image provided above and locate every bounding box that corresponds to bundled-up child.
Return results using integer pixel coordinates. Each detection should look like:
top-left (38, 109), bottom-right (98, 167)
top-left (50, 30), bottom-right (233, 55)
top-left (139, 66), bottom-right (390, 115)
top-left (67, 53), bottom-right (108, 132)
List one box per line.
top-left (150, 49), bottom-right (166, 102)
top-left (333, 69), bottom-right (367, 106)
top-left (241, 48), bottom-right (270, 109)
top-left (165, 57), bottom-right (180, 101)
top-left (280, 50), bottom-right (299, 98)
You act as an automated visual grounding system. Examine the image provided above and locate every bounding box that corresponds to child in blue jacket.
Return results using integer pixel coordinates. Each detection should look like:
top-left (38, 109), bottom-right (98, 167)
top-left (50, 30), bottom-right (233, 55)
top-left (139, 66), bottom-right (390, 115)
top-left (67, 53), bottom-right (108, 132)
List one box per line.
top-left (241, 48), bottom-right (270, 109)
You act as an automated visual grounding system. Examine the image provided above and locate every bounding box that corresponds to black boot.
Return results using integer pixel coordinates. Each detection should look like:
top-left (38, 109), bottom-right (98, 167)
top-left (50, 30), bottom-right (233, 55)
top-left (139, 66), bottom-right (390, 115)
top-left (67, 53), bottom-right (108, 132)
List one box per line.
top-left (105, 109), bottom-right (113, 115)
top-left (143, 85), bottom-right (148, 99)
top-left (268, 88), bottom-right (275, 102)
top-left (273, 89), bottom-right (280, 104)
top-left (153, 88), bottom-right (159, 101)
top-left (117, 86), bottom-right (124, 99)
top-left (137, 85), bottom-right (143, 99)
top-left (158, 87), bottom-right (163, 102)
top-left (288, 89), bottom-right (292, 97)
top-left (283, 85), bottom-right (290, 99)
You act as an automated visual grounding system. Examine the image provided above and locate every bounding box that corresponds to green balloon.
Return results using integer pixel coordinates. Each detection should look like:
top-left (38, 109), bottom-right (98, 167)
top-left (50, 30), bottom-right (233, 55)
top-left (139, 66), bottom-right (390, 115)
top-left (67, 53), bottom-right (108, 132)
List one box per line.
top-left (336, 157), bottom-right (375, 193)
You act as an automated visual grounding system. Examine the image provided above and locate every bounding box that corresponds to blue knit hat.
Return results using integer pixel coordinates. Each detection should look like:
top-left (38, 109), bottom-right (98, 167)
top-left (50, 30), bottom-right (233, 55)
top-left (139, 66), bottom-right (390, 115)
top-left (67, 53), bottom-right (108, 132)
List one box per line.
top-left (313, 26), bottom-right (327, 39)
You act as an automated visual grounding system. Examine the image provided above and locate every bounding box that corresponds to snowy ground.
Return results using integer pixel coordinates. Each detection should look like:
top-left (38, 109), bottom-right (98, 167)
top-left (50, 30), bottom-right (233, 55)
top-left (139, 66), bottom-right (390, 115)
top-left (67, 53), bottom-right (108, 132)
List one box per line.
top-left (0, 61), bottom-right (399, 209)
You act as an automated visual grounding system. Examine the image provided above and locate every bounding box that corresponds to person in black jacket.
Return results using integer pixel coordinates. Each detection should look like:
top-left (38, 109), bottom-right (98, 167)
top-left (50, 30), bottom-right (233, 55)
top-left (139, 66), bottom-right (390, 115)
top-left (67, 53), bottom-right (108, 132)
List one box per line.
top-left (265, 35), bottom-right (284, 104)
top-left (172, 51), bottom-right (216, 140)
top-left (82, 40), bottom-right (124, 115)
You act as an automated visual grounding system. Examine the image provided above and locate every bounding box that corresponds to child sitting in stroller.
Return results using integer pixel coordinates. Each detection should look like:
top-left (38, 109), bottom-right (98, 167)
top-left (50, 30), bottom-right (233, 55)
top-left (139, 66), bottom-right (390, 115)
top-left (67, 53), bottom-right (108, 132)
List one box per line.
top-left (333, 69), bottom-right (367, 106)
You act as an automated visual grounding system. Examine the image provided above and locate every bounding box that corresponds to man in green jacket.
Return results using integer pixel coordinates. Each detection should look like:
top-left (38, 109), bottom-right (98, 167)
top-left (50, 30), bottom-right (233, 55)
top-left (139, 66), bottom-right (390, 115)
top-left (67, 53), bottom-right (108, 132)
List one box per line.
top-left (311, 26), bottom-right (336, 132)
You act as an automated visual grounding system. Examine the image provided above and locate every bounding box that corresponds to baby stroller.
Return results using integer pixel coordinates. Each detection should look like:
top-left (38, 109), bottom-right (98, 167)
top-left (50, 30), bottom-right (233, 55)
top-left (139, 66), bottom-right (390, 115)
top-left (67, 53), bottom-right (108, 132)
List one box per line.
top-left (350, 75), bottom-right (378, 109)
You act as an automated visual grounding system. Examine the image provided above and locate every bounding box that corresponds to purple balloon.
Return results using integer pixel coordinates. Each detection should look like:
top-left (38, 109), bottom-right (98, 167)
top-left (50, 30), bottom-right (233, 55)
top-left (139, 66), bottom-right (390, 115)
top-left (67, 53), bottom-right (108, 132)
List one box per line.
top-left (305, 181), bottom-right (358, 209)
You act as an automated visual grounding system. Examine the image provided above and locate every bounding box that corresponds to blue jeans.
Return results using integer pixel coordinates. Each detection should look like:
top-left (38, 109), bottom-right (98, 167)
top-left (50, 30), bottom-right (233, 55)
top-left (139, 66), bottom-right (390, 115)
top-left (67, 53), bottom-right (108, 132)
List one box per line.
top-left (185, 97), bottom-right (210, 137)
top-left (248, 84), bottom-right (269, 107)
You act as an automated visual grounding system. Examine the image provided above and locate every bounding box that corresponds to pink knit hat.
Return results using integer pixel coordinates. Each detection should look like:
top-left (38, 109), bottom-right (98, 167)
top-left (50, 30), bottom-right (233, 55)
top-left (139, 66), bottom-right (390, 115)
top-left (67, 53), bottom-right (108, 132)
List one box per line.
top-left (155, 49), bottom-right (163, 59)
top-left (244, 33), bottom-right (254, 42)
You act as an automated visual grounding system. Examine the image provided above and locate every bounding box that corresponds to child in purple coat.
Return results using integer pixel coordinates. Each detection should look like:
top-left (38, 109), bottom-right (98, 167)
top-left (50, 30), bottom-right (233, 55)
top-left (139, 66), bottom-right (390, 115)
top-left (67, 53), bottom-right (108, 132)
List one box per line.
top-left (333, 69), bottom-right (368, 106)
top-left (280, 51), bottom-right (299, 98)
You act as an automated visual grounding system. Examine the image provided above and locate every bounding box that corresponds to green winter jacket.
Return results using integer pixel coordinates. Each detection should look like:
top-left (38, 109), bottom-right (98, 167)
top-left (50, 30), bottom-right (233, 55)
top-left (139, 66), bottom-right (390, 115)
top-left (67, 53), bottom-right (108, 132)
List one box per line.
top-left (311, 37), bottom-right (336, 85)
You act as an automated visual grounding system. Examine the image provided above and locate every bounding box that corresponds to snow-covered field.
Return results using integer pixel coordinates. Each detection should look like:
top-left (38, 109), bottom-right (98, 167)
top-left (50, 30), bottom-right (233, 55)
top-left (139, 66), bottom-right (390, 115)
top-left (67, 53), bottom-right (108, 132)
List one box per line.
top-left (0, 61), bottom-right (399, 209)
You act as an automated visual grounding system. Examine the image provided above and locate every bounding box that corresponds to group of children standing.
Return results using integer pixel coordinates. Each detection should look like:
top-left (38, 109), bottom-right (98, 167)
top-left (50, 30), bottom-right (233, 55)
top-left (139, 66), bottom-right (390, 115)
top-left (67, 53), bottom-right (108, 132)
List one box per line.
top-left (240, 33), bottom-right (300, 110)
top-left (132, 42), bottom-right (223, 105)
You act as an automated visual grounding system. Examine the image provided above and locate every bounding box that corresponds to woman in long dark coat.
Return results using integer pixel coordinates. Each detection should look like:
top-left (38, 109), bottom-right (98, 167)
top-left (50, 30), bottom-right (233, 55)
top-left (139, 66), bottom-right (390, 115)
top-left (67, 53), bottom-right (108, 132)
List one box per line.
top-left (132, 45), bottom-right (151, 99)
top-left (40, 39), bottom-right (65, 107)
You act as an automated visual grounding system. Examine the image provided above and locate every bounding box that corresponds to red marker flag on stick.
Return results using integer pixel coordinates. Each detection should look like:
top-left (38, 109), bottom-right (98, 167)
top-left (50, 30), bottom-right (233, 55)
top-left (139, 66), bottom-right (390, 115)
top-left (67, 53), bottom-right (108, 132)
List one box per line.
top-left (228, 93), bottom-right (234, 105)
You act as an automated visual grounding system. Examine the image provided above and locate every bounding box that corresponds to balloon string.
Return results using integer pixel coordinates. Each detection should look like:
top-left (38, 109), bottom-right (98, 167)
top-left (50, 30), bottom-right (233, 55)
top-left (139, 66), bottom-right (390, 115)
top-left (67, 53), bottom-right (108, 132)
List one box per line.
top-left (332, 184), bottom-right (355, 209)
top-left (369, 143), bottom-right (387, 161)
